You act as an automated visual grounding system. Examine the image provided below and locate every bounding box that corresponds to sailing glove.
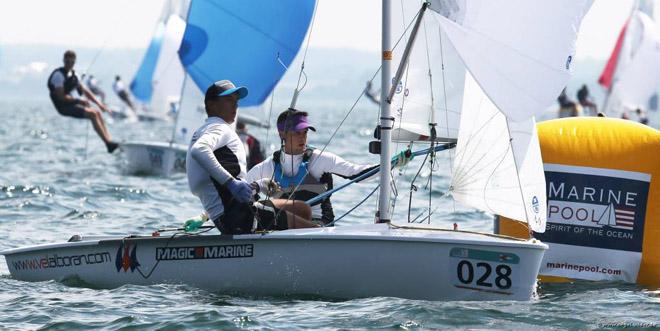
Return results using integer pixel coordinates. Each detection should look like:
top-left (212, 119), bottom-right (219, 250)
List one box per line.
top-left (226, 179), bottom-right (253, 203)
top-left (393, 150), bottom-right (413, 168)
top-left (251, 178), bottom-right (281, 196)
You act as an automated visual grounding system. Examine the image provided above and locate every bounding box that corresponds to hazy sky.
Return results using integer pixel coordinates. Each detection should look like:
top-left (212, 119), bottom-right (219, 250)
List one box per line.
top-left (0, 0), bottom-right (637, 59)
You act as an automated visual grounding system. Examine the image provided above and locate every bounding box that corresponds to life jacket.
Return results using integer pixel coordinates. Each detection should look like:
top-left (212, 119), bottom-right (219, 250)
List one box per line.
top-left (272, 147), bottom-right (334, 224)
top-left (47, 67), bottom-right (81, 106)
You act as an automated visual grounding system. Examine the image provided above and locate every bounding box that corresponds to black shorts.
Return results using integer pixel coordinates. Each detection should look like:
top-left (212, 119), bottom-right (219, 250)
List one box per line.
top-left (254, 200), bottom-right (289, 232)
top-left (55, 103), bottom-right (86, 119)
top-left (213, 200), bottom-right (288, 235)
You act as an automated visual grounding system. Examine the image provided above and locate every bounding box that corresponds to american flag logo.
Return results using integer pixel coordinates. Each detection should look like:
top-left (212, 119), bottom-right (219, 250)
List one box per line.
top-left (614, 208), bottom-right (635, 231)
top-left (597, 203), bottom-right (635, 231)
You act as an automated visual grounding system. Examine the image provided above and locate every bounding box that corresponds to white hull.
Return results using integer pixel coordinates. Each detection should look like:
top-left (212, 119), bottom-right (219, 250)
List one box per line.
top-left (2, 224), bottom-right (547, 301)
top-left (136, 112), bottom-right (172, 123)
top-left (120, 141), bottom-right (187, 176)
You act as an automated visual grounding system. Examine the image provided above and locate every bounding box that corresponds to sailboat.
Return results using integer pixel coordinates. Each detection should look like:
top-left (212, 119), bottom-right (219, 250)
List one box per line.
top-left (121, 0), bottom-right (302, 176)
top-left (600, 0), bottom-right (660, 117)
top-left (1, 0), bottom-right (593, 301)
top-left (127, 0), bottom-right (188, 122)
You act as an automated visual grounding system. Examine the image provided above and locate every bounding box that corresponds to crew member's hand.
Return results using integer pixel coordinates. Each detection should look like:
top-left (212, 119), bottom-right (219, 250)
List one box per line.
top-left (226, 179), bottom-right (253, 203)
top-left (252, 178), bottom-right (281, 196)
top-left (393, 150), bottom-right (413, 168)
top-left (79, 98), bottom-right (90, 107)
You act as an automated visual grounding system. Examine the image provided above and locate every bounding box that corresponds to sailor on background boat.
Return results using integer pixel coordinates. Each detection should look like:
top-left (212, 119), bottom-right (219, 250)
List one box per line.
top-left (113, 75), bottom-right (136, 111)
top-left (577, 84), bottom-right (597, 116)
top-left (84, 74), bottom-right (106, 103)
top-left (236, 120), bottom-right (264, 170)
top-left (47, 50), bottom-right (118, 153)
top-left (557, 87), bottom-right (581, 118)
top-left (247, 109), bottom-right (380, 225)
top-left (636, 108), bottom-right (650, 125)
top-left (187, 80), bottom-right (318, 235)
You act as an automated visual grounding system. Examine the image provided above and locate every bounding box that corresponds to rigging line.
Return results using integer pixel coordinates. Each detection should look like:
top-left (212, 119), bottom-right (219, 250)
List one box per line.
top-left (392, 0), bottom-right (410, 158)
top-left (427, 141), bottom-right (435, 224)
top-left (305, 143), bottom-right (454, 206)
top-left (416, 205), bottom-right (439, 224)
top-left (273, 10), bottom-right (422, 212)
top-left (435, 16), bottom-right (454, 172)
top-left (292, 0), bottom-right (320, 98)
top-left (324, 184), bottom-right (380, 227)
top-left (390, 5), bottom-right (423, 206)
top-left (407, 148), bottom-right (430, 222)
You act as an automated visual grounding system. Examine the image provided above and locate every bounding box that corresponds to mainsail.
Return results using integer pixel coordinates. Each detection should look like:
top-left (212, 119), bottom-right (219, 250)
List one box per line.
top-left (600, 9), bottom-right (660, 116)
top-left (390, 2), bottom-right (464, 143)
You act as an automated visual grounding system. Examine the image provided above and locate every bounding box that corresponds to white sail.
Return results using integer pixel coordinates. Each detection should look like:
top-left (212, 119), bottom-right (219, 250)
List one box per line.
top-left (603, 11), bottom-right (660, 116)
top-left (172, 76), bottom-right (206, 144)
top-left (151, 14), bottom-right (187, 115)
top-left (390, 2), bottom-right (464, 143)
top-left (430, 0), bottom-right (594, 122)
top-left (451, 72), bottom-right (546, 232)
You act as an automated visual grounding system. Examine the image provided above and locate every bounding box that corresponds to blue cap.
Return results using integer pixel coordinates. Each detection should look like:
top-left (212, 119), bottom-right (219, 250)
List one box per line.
top-left (205, 80), bottom-right (248, 101)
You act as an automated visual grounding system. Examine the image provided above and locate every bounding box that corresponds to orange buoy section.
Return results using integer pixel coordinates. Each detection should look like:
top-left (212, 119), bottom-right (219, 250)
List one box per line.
top-left (497, 117), bottom-right (660, 286)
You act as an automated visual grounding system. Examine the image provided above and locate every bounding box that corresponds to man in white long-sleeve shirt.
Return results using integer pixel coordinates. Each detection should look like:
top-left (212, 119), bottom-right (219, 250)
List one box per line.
top-left (186, 81), bottom-right (318, 234)
top-left (247, 109), bottom-right (378, 225)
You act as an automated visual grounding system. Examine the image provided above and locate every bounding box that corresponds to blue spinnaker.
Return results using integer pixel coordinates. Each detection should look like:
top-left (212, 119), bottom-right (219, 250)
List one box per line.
top-left (179, 0), bottom-right (315, 107)
top-left (130, 21), bottom-right (166, 103)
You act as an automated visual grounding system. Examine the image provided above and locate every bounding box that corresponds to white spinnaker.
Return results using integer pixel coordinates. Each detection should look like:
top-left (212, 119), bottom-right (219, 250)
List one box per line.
top-left (451, 72), bottom-right (546, 232)
top-left (604, 12), bottom-right (660, 116)
top-left (151, 14), bottom-right (187, 114)
top-left (390, 2), bottom-right (464, 143)
top-left (430, 0), bottom-right (594, 122)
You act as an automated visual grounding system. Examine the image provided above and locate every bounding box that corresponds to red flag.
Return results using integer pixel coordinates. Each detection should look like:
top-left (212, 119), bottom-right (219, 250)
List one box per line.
top-left (599, 18), bottom-right (630, 89)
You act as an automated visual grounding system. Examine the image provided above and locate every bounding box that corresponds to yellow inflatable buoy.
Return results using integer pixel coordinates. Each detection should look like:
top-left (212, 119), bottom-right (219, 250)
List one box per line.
top-left (497, 117), bottom-right (660, 286)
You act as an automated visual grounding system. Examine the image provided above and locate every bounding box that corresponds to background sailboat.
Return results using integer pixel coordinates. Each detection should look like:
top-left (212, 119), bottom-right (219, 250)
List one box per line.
top-left (121, 0), bottom-right (314, 176)
top-left (599, 0), bottom-right (660, 117)
top-left (129, 0), bottom-right (188, 122)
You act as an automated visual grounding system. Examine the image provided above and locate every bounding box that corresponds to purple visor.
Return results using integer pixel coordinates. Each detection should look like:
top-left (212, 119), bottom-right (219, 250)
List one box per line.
top-left (277, 114), bottom-right (316, 132)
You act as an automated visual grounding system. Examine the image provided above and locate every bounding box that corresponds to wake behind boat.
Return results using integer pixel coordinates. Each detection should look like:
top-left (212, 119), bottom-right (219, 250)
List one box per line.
top-left (1, 223), bottom-right (546, 301)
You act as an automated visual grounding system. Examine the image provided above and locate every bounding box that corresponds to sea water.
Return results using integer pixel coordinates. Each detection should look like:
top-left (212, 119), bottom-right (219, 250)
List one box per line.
top-left (0, 97), bottom-right (658, 330)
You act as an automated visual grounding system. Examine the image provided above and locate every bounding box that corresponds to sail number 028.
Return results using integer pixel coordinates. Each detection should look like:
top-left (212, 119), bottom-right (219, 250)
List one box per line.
top-left (456, 260), bottom-right (512, 289)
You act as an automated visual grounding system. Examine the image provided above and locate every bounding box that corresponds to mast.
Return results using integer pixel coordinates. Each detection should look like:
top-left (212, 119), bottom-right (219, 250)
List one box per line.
top-left (377, 0), bottom-right (393, 223)
top-left (169, 1), bottom-right (193, 146)
top-left (169, 73), bottom-right (189, 145)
